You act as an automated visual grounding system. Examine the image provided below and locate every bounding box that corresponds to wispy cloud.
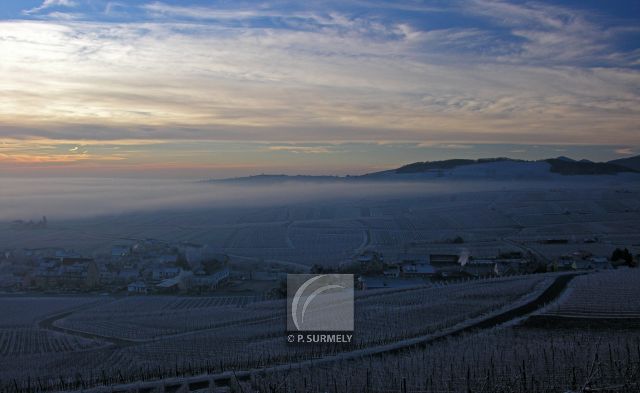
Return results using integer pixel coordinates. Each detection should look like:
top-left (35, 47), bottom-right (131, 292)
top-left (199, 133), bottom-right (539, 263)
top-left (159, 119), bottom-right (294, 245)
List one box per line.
top-left (0, 0), bottom-right (638, 174)
top-left (439, 144), bottom-right (475, 150)
top-left (2, 16), bottom-right (637, 146)
top-left (23, 0), bottom-right (76, 15)
top-left (104, 2), bottom-right (126, 16)
top-left (142, 2), bottom-right (269, 21)
top-left (0, 152), bottom-right (124, 164)
top-left (267, 145), bottom-right (334, 154)
top-left (463, 0), bottom-right (639, 66)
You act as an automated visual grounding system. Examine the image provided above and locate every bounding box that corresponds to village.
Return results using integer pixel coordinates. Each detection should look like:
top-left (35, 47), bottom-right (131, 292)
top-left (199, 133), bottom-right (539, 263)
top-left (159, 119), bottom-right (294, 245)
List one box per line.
top-left (0, 239), bottom-right (233, 295)
top-left (0, 236), bottom-right (637, 296)
top-left (351, 247), bottom-right (634, 290)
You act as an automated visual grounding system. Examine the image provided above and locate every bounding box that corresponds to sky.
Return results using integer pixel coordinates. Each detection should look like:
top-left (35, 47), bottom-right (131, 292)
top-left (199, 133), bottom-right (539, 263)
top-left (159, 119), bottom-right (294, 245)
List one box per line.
top-left (0, 0), bottom-right (639, 178)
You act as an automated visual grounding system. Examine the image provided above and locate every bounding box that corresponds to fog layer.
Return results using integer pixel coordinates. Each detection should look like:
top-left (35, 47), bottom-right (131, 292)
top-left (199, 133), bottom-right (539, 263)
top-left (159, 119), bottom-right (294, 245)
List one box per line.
top-left (0, 176), bottom-right (619, 220)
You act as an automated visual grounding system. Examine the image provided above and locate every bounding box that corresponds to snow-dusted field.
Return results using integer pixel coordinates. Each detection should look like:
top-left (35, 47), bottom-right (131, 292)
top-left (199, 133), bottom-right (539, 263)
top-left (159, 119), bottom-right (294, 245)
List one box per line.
top-left (543, 269), bottom-right (640, 318)
top-left (0, 297), bottom-right (104, 327)
top-left (0, 274), bottom-right (555, 391)
top-left (3, 271), bottom-right (639, 392)
top-left (250, 327), bottom-right (640, 393)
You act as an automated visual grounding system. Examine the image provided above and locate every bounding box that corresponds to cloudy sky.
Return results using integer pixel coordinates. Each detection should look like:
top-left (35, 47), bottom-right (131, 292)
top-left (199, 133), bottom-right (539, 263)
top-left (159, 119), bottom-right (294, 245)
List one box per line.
top-left (1, 0), bottom-right (639, 177)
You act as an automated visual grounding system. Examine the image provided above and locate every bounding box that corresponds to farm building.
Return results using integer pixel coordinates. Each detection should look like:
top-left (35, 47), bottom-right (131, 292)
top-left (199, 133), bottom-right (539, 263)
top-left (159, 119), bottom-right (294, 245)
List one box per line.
top-left (429, 254), bottom-right (460, 268)
top-left (436, 265), bottom-right (471, 279)
top-left (127, 281), bottom-right (147, 294)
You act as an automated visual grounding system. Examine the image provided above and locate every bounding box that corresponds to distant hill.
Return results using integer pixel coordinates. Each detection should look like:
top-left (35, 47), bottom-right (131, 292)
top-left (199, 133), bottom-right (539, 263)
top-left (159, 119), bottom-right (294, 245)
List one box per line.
top-left (555, 156), bottom-right (576, 162)
top-left (392, 157), bottom-right (637, 176)
top-left (393, 158), bottom-right (522, 174)
top-left (206, 156), bottom-right (639, 183)
top-left (546, 158), bottom-right (636, 175)
top-left (609, 155), bottom-right (640, 171)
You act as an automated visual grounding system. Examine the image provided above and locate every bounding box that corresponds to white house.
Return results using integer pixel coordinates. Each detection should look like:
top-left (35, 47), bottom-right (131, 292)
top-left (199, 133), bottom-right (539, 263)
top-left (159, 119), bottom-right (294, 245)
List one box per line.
top-left (127, 281), bottom-right (147, 294)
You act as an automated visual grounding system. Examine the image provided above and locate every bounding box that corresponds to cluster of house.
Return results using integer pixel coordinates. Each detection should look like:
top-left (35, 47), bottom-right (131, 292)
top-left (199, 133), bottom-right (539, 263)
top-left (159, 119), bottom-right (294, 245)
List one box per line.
top-left (358, 251), bottom-right (529, 280)
top-left (0, 248), bottom-right (100, 290)
top-left (356, 248), bottom-right (620, 289)
top-left (550, 250), bottom-right (612, 271)
top-left (31, 253), bottom-right (99, 289)
top-left (0, 239), bottom-right (231, 294)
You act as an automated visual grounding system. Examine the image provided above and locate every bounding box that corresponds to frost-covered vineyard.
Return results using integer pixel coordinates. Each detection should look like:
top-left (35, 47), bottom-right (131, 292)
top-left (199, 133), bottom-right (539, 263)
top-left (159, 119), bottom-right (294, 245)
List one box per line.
top-left (0, 328), bottom-right (102, 356)
top-left (2, 270), bottom-right (638, 392)
top-left (0, 274), bottom-right (564, 391)
top-left (52, 275), bottom-right (548, 342)
top-left (0, 297), bottom-right (102, 327)
top-left (0, 270), bottom-right (640, 392)
top-left (249, 328), bottom-right (640, 393)
top-left (542, 269), bottom-right (640, 318)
